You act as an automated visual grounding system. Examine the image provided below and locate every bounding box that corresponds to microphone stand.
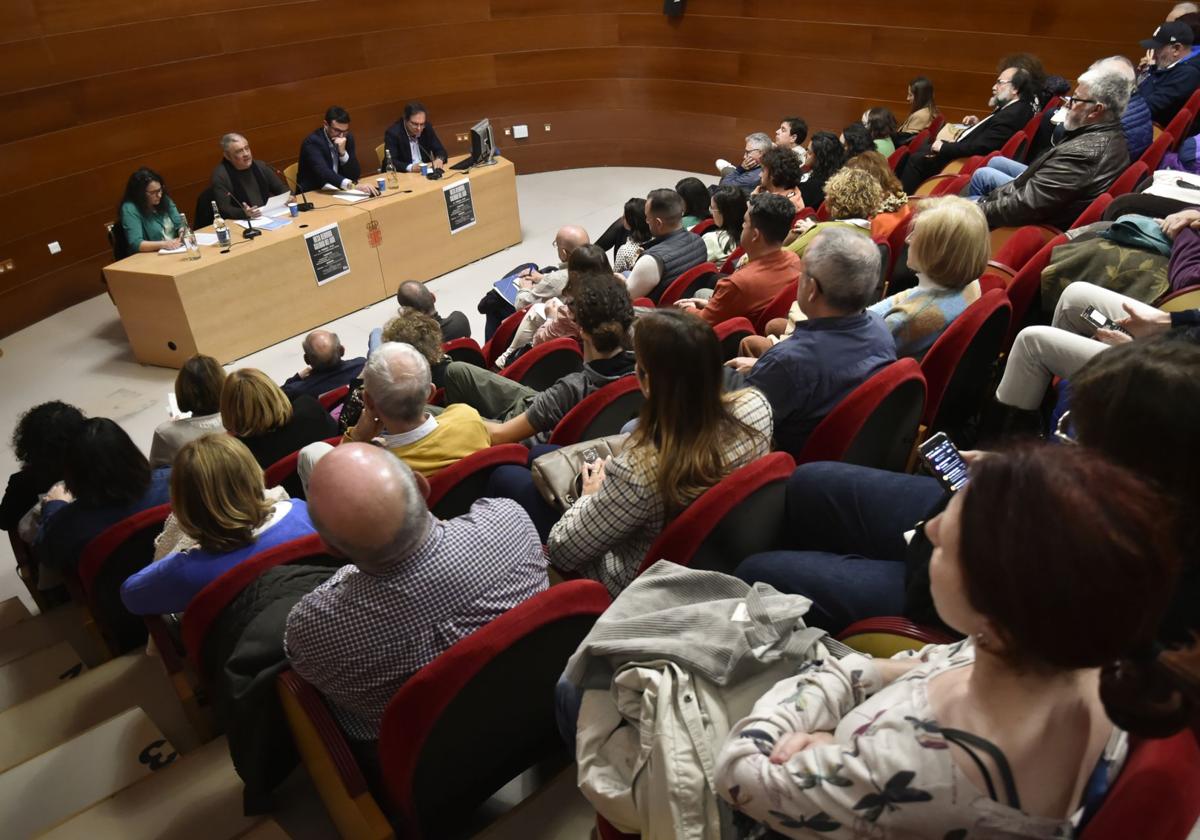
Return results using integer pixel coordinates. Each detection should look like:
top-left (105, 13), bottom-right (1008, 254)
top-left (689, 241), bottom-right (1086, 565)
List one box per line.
top-left (275, 168), bottom-right (314, 211)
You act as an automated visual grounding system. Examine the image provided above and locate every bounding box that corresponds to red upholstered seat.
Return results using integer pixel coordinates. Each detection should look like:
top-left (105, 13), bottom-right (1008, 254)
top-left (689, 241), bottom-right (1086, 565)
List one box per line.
top-left (1079, 731), bottom-right (1200, 840)
top-left (712, 316), bottom-right (756, 361)
top-left (1108, 161), bottom-right (1148, 198)
top-left (482, 307), bottom-right (528, 369)
top-left (837, 616), bottom-right (956, 647)
top-left (1139, 132), bottom-right (1172, 170)
top-left (317, 384), bottom-right (350, 412)
top-left (263, 435), bottom-right (343, 498)
top-left (753, 280), bottom-right (798, 335)
top-left (998, 129), bottom-right (1028, 161)
top-left (1069, 193), bottom-right (1113, 230)
top-left (989, 224), bottom-right (1056, 279)
top-left (689, 218), bottom-right (715, 235)
top-left (656, 262), bottom-right (720, 307)
top-left (497, 336), bottom-right (583, 391)
top-left (549, 376), bottom-right (644, 446)
top-left (424, 443), bottom-right (530, 519)
top-left (720, 246), bottom-right (745, 275)
top-left (1003, 233), bottom-right (1066, 352)
top-left (441, 337), bottom-right (486, 368)
top-left (1164, 107), bottom-right (1195, 150)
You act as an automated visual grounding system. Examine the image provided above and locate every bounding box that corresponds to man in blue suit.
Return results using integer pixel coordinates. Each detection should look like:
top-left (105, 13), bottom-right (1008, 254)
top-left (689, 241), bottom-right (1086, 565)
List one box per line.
top-left (383, 102), bottom-right (449, 173)
top-left (296, 106), bottom-right (378, 194)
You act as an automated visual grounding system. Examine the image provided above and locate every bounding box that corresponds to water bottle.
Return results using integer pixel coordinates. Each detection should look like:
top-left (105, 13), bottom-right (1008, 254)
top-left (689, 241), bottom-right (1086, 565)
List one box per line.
top-left (179, 213), bottom-right (201, 260)
top-left (211, 201), bottom-right (231, 248)
top-left (384, 149), bottom-right (399, 190)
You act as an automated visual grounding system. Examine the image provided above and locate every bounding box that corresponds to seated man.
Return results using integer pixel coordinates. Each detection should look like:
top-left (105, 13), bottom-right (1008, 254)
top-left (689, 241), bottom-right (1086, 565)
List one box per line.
top-left (625, 189), bottom-right (708, 301)
top-left (514, 225), bottom-right (590, 309)
top-left (296, 106), bottom-right (378, 195)
top-left (675, 193), bottom-right (801, 326)
top-left (281, 330), bottom-right (365, 400)
top-left (715, 133), bottom-right (773, 190)
top-left (383, 101), bottom-right (448, 173)
top-left (395, 279), bottom-right (470, 341)
top-left (899, 67), bottom-right (1036, 193)
top-left (775, 117), bottom-right (809, 166)
top-left (973, 63), bottom-right (1130, 231)
top-left (210, 133), bottom-right (289, 220)
top-left (1136, 21), bottom-right (1200, 125)
top-left (284, 442), bottom-right (548, 742)
top-left (726, 227), bottom-right (896, 456)
top-left (1029, 56), bottom-right (1152, 162)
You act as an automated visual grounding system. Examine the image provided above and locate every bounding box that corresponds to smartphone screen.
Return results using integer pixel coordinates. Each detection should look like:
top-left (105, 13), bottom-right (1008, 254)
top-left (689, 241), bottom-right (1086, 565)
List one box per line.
top-left (919, 433), bottom-right (970, 493)
top-left (1083, 306), bottom-right (1112, 330)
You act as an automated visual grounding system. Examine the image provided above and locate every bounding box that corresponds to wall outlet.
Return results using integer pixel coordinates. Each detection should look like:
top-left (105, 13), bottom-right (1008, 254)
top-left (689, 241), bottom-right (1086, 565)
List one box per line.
top-left (456, 133), bottom-right (469, 142)
top-left (513, 124), bottom-right (529, 139)
top-left (48, 241), bottom-right (62, 255)
top-left (0, 259), bottom-right (13, 273)
top-left (544, 123), bottom-right (552, 132)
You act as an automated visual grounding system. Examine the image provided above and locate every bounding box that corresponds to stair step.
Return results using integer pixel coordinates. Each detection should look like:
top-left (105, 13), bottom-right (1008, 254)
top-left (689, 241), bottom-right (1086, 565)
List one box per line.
top-left (236, 820), bottom-right (292, 839)
top-left (0, 706), bottom-right (176, 839)
top-left (37, 737), bottom-right (257, 840)
top-left (0, 603), bottom-right (107, 669)
top-left (0, 596), bottom-right (33, 631)
top-left (0, 639), bottom-right (86, 713)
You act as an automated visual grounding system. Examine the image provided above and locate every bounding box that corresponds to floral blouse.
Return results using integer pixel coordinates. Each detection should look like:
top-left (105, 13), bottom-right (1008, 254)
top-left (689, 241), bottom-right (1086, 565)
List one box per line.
top-left (716, 641), bottom-right (1127, 839)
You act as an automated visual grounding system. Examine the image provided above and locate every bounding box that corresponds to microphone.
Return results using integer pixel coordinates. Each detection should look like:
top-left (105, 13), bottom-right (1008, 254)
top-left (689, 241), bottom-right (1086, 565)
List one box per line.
top-left (216, 184), bottom-right (261, 239)
top-left (276, 168), bottom-right (313, 211)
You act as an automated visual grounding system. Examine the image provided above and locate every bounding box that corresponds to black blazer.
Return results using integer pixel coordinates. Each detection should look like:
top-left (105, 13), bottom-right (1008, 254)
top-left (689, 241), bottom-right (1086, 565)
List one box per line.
top-left (383, 121), bottom-right (449, 172)
top-left (296, 128), bottom-right (363, 192)
top-left (937, 99), bottom-right (1035, 160)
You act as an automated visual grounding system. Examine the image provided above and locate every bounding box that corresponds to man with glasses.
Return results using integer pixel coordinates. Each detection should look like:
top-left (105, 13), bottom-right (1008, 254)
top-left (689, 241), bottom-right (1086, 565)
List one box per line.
top-left (974, 64), bottom-right (1130, 231)
top-left (296, 105), bottom-right (378, 195)
top-left (716, 133), bottom-right (774, 191)
top-left (899, 68), bottom-right (1036, 193)
top-left (1136, 21), bottom-right (1200, 125)
top-left (384, 101), bottom-right (448, 174)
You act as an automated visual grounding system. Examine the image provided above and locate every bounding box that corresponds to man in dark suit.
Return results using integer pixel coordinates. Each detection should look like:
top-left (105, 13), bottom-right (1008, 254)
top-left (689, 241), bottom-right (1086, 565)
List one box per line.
top-left (281, 330), bottom-right (365, 400)
top-left (296, 106), bottom-right (378, 194)
top-left (383, 102), bottom-right (449, 173)
top-left (900, 68), bottom-right (1037, 193)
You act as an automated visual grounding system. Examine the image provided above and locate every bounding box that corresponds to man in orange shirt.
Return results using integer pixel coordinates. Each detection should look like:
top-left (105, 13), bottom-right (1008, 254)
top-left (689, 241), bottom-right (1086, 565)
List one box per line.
top-left (675, 193), bottom-right (801, 326)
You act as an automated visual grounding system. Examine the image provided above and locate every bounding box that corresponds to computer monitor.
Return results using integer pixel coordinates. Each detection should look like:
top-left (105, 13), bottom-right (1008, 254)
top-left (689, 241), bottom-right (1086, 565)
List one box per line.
top-left (469, 118), bottom-right (497, 166)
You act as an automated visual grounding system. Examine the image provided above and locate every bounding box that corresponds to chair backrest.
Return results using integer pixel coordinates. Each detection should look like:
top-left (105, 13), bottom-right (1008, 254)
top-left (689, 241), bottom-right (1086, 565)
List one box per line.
top-left (424, 444), bottom-right (530, 519)
top-left (482, 307), bottom-right (528, 369)
top-left (888, 144), bottom-right (911, 172)
top-left (754, 280), bottom-right (798, 334)
top-left (182, 532), bottom-right (336, 674)
top-left (1080, 731), bottom-right (1200, 840)
top-left (999, 130), bottom-right (1028, 161)
top-left (283, 163), bottom-right (299, 193)
top-left (990, 224), bottom-right (1054, 277)
top-left (497, 336), bottom-right (583, 391)
top-left (979, 272), bottom-right (1007, 295)
top-left (908, 127), bottom-right (932, 152)
top-left (927, 116), bottom-right (945, 138)
top-left (1069, 192), bottom-right (1113, 230)
top-left (1019, 110), bottom-right (1045, 149)
top-left (1108, 161), bottom-right (1148, 198)
top-left (263, 435), bottom-right (343, 499)
top-left (795, 359), bottom-right (927, 473)
top-left (1041, 95), bottom-right (1063, 114)
top-left (931, 172), bottom-right (970, 197)
top-left (374, 142), bottom-right (386, 168)
top-left (549, 376), bottom-right (644, 446)
top-left (77, 503), bottom-right (172, 654)
top-left (317, 384), bottom-right (350, 412)
top-left (1164, 107), bottom-right (1195, 148)
top-left (837, 616), bottom-right (956, 657)
top-left (712, 316), bottom-right (756, 361)
top-left (815, 200), bottom-right (830, 222)
top-left (1004, 233), bottom-right (1067, 351)
top-left (379, 580), bottom-right (611, 839)
top-left (194, 186), bottom-right (216, 228)
top-left (1155, 283), bottom-right (1200, 312)
top-left (920, 290), bottom-right (1012, 436)
top-left (656, 262), bottom-right (720, 307)
top-left (631, 296), bottom-right (654, 308)
top-left (1139, 132), bottom-right (1172, 170)
top-left (441, 337), bottom-right (485, 368)
top-left (689, 218), bottom-right (715, 235)
top-left (637, 452), bottom-right (795, 577)
top-left (720, 246), bottom-right (745, 275)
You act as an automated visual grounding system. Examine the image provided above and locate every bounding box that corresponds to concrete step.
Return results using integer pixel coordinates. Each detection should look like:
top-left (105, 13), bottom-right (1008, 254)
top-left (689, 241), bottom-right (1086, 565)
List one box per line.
top-left (0, 596), bottom-right (33, 631)
top-left (0, 603), bottom-right (108, 669)
top-left (0, 638), bottom-right (86, 713)
top-left (235, 820), bottom-right (292, 840)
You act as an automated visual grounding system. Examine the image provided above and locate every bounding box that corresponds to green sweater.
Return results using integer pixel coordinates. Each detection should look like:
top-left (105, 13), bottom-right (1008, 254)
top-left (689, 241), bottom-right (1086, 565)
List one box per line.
top-left (120, 198), bottom-right (183, 252)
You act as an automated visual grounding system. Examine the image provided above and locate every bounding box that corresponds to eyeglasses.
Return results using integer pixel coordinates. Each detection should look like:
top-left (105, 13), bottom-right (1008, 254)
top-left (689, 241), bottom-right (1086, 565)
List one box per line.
top-left (1063, 96), bottom-right (1100, 108)
top-left (993, 76), bottom-right (1015, 88)
top-left (145, 187), bottom-right (163, 197)
top-left (407, 119), bottom-right (426, 130)
top-left (1054, 410), bottom-right (1077, 445)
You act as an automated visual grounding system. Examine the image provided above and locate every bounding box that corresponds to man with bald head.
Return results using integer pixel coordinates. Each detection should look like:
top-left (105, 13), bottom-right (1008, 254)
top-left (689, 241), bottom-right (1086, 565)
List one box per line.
top-left (281, 329), bottom-right (365, 400)
top-left (513, 224), bottom-right (590, 308)
top-left (210, 132), bottom-right (289, 221)
top-left (284, 442), bottom-right (548, 741)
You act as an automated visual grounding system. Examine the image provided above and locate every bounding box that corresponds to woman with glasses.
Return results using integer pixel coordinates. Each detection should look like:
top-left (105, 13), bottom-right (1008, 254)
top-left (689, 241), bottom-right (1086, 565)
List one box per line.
top-left (117, 167), bottom-right (184, 255)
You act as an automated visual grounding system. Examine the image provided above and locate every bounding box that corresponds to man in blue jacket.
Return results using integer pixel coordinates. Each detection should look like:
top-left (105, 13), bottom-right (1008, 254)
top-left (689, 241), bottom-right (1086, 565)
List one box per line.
top-left (1137, 21), bottom-right (1200, 125)
top-left (296, 106), bottom-right (378, 195)
top-left (383, 102), bottom-right (449, 173)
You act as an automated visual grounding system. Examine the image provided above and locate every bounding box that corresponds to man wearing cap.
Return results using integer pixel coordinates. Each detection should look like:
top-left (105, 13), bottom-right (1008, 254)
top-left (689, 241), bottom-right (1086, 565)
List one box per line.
top-left (1137, 21), bottom-right (1200, 125)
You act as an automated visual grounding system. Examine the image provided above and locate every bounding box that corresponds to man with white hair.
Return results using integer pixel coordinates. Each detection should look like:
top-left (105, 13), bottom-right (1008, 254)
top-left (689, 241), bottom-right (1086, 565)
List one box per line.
top-left (971, 64), bottom-right (1131, 231)
top-left (209, 132), bottom-right (289, 220)
top-left (716, 132), bottom-right (774, 190)
top-left (284, 442), bottom-right (548, 741)
top-left (725, 228), bottom-right (896, 457)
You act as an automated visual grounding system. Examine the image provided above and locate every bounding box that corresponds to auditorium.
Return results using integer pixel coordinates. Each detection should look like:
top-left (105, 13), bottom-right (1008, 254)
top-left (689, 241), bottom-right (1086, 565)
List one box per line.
top-left (1, 2), bottom-right (1198, 838)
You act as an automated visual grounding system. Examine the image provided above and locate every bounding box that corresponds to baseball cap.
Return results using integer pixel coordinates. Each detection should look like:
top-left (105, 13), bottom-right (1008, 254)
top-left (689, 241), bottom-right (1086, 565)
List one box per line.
top-left (1140, 21), bottom-right (1195, 49)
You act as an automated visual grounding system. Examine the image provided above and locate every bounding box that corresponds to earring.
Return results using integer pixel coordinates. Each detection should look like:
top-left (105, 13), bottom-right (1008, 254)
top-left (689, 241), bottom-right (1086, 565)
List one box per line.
top-left (974, 631), bottom-right (988, 649)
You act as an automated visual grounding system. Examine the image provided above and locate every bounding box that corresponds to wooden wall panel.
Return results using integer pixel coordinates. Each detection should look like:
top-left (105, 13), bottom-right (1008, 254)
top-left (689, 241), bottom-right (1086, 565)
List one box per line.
top-left (0, 0), bottom-right (1174, 338)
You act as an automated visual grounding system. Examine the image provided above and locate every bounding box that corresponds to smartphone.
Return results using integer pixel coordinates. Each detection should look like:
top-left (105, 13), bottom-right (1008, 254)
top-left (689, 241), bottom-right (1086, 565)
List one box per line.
top-left (918, 432), bottom-right (970, 493)
top-left (583, 447), bottom-right (599, 466)
top-left (1082, 305), bottom-right (1116, 331)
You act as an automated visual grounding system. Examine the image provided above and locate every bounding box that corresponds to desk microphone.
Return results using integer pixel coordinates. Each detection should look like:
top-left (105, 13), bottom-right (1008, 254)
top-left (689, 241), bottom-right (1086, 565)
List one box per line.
top-left (275, 168), bottom-right (314, 211)
top-left (216, 184), bottom-right (263, 239)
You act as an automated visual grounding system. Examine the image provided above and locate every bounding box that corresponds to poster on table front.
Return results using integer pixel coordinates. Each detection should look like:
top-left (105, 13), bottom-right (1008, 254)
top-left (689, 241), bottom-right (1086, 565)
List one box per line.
top-left (304, 223), bottom-right (351, 285)
top-left (444, 180), bottom-right (476, 234)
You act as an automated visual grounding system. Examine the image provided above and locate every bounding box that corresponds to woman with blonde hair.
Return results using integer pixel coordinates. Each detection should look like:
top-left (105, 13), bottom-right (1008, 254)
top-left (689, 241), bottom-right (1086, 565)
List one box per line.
top-left (120, 434), bottom-right (316, 614)
top-left (868, 195), bottom-right (986, 358)
top-left (221, 367), bottom-right (338, 473)
top-left (785, 168), bottom-right (879, 258)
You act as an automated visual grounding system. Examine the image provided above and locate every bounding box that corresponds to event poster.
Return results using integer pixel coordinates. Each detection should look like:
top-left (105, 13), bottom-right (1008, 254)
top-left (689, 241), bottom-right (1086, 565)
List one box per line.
top-left (444, 180), bottom-right (476, 234)
top-left (304, 223), bottom-right (351, 285)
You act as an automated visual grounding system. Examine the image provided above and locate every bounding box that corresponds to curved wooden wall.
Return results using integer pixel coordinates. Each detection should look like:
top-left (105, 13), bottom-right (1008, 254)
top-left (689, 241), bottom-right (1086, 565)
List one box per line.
top-left (0, 0), bottom-right (1167, 338)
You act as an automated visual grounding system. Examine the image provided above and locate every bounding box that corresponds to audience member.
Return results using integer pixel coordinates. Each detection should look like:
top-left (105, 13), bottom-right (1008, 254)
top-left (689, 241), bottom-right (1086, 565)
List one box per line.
top-left (844, 150), bottom-right (911, 239)
top-left (284, 443), bottom-right (548, 740)
top-left (296, 106), bottom-right (377, 195)
top-left (703, 187), bottom-right (748, 265)
top-left (1028, 57), bottom-right (1147, 161)
top-left (383, 101), bottom-right (448, 173)
top-left (774, 117), bottom-right (809, 165)
top-left (221, 368), bottom-right (339, 475)
top-left (675, 193), bottom-right (801, 325)
top-left (798, 131), bottom-right (846, 210)
top-left (1169, 1), bottom-right (1199, 20)
top-left (381, 311), bottom-right (452, 388)
top-left (118, 167), bottom-right (184, 255)
top-left (513, 225), bottom-right (590, 309)
top-left (728, 228), bottom-right (896, 456)
top-left (718, 444), bottom-right (1178, 839)
top-left (840, 122), bottom-right (875, 158)
top-left (867, 196), bottom-right (986, 359)
top-left (394, 279), bottom-right (471, 342)
top-left (756, 146), bottom-right (806, 211)
top-left (613, 198), bottom-right (653, 273)
top-left (897, 75), bottom-right (939, 140)
top-left (35, 418), bottom-right (172, 572)
top-left (862, 107), bottom-right (898, 157)
top-left (625, 189), bottom-right (708, 301)
top-left (900, 67), bottom-right (1035, 193)
top-left (716, 133), bottom-right (773, 190)
top-left (1, 402), bottom-right (85, 533)
top-left (445, 272), bottom-right (635, 445)
top-left (1136, 21), bottom-right (1200, 125)
top-left (120, 435), bottom-right (316, 615)
top-left (785, 168), bottom-right (879, 258)
top-left (676, 177), bottom-right (713, 228)
top-left (149, 355), bottom-right (226, 468)
top-left (210, 133), bottom-right (288, 221)
top-left (280, 330), bottom-right (365, 401)
top-left (973, 64), bottom-right (1130, 230)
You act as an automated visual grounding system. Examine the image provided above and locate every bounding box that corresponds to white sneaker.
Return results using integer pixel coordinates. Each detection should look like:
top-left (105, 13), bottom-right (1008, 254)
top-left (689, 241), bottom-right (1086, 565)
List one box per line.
top-left (715, 158), bottom-right (733, 173)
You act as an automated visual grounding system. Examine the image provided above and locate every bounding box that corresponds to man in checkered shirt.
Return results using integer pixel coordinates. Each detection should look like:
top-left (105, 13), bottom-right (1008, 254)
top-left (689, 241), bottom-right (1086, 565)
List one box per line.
top-left (284, 443), bottom-right (548, 741)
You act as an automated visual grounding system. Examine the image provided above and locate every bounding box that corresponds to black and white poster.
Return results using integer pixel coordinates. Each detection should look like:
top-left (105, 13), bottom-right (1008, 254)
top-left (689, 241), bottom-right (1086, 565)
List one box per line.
top-left (304, 222), bottom-right (351, 285)
top-left (443, 179), bottom-right (476, 234)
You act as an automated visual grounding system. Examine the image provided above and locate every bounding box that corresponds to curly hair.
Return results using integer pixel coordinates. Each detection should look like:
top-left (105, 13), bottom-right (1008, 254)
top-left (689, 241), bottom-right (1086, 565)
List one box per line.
top-left (808, 131), bottom-right (846, 181)
top-left (11, 401), bottom-right (86, 477)
top-left (841, 123), bottom-right (874, 158)
top-left (823, 168), bottom-right (884, 220)
top-left (845, 150), bottom-right (907, 211)
top-left (572, 271), bottom-right (634, 353)
top-left (760, 146), bottom-right (805, 191)
top-left (382, 311), bottom-right (445, 369)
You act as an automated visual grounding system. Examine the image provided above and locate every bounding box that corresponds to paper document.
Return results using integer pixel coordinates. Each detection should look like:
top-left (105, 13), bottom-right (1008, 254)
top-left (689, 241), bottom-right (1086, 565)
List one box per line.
top-left (157, 245), bottom-right (187, 254)
top-left (331, 190), bottom-right (371, 203)
top-left (195, 233), bottom-right (220, 246)
top-left (232, 217), bottom-right (291, 231)
top-left (260, 192), bottom-right (293, 217)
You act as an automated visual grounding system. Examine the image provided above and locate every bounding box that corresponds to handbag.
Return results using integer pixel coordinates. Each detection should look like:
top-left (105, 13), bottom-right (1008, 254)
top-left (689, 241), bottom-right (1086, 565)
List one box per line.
top-left (530, 434), bottom-right (628, 510)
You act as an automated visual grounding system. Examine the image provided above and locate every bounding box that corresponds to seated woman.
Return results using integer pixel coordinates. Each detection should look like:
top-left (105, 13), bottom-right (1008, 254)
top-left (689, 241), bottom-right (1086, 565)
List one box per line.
top-left (676, 177), bottom-right (713, 230)
top-left (863, 106), bottom-right (898, 157)
top-left (846, 149), bottom-right (911, 240)
top-left (35, 418), bottom-right (172, 573)
top-left (840, 122), bottom-right (875, 160)
top-left (507, 309), bottom-right (772, 594)
top-left (718, 444), bottom-right (1179, 839)
top-left (798, 132), bottom-right (846, 211)
top-left (897, 75), bottom-right (939, 142)
top-left (867, 196), bottom-right (985, 359)
top-left (704, 186), bottom-right (747, 265)
top-left (756, 146), bottom-right (806, 212)
top-left (149, 354), bottom-right (226, 468)
top-left (785, 168), bottom-right (879, 257)
top-left (613, 198), bottom-right (652, 273)
top-left (118, 167), bottom-right (185, 255)
top-left (381, 311), bottom-right (451, 388)
top-left (2, 401), bottom-right (85, 536)
top-left (120, 435), bottom-right (315, 615)
top-left (221, 368), bottom-right (339, 476)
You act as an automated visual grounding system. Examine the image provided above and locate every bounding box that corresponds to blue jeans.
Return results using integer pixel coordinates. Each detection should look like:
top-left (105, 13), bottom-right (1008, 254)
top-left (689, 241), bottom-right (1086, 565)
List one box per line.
top-left (733, 462), bottom-right (943, 635)
top-left (484, 444), bottom-right (562, 542)
top-left (967, 156), bottom-right (1029, 197)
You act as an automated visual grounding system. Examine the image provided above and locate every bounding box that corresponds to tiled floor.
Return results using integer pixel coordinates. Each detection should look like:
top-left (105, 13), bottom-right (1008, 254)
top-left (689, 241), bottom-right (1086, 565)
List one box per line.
top-left (0, 165), bottom-right (714, 613)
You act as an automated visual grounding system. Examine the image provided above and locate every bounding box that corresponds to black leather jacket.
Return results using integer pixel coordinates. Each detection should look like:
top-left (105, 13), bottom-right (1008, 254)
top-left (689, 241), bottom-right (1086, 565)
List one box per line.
top-left (980, 121), bottom-right (1129, 231)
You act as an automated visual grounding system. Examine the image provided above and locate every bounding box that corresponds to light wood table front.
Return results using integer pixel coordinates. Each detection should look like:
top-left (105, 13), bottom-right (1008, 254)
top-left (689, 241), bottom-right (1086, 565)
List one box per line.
top-left (103, 155), bottom-right (522, 368)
